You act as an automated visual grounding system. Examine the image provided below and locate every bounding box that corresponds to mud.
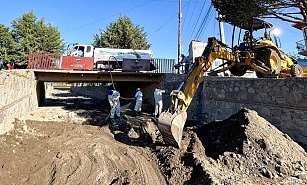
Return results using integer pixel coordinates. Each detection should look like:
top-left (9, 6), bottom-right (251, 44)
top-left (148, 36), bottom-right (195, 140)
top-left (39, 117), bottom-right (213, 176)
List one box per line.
top-left (0, 87), bottom-right (306, 185)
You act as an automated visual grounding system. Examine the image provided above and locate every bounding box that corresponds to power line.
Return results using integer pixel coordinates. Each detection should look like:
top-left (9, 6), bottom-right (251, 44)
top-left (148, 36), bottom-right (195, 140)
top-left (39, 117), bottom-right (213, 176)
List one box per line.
top-left (195, 5), bottom-right (213, 40)
top-left (200, 9), bottom-right (215, 41)
top-left (182, 0), bottom-right (192, 28)
top-left (148, 0), bottom-right (191, 37)
top-left (185, 1), bottom-right (206, 42)
top-left (148, 14), bottom-right (178, 36)
top-left (182, 0), bottom-right (197, 43)
top-left (63, 0), bottom-right (156, 33)
top-left (182, 0), bottom-right (207, 54)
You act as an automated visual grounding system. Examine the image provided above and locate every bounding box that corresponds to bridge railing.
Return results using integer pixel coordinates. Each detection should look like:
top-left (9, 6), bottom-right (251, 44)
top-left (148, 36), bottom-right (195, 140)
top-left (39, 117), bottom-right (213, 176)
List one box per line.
top-left (152, 58), bottom-right (176, 73)
top-left (27, 52), bottom-right (60, 70)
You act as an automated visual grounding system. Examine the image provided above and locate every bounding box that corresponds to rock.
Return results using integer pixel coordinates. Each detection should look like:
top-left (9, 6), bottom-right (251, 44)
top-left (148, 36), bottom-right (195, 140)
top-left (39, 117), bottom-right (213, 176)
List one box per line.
top-left (56, 152), bottom-right (62, 159)
top-left (128, 128), bottom-right (139, 139)
top-left (261, 167), bottom-right (274, 179)
top-left (297, 166), bottom-right (305, 172)
top-left (275, 165), bottom-right (289, 175)
top-left (298, 173), bottom-right (307, 180)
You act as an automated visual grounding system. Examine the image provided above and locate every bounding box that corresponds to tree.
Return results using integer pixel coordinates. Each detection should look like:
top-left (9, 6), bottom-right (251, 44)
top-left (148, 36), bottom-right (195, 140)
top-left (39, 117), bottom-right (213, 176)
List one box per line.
top-left (93, 16), bottom-right (151, 50)
top-left (212, 0), bottom-right (306, 29)
top-left (1, 12), bottom-right (64, 66)
top-left (265, 0), bottom-right (307, 23)
top-left (0, 25), bottom-right (19, 63)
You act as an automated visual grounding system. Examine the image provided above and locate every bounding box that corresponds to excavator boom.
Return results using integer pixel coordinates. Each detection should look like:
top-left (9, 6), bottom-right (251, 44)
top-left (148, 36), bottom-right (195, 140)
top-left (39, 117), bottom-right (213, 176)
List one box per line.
top-left (157, 37), bottom-right (236, 147)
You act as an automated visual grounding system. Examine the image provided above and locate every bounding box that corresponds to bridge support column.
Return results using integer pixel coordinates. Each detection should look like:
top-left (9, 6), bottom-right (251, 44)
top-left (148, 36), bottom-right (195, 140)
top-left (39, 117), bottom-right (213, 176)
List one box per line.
top-left (36, 81), bottom-right (45, 107)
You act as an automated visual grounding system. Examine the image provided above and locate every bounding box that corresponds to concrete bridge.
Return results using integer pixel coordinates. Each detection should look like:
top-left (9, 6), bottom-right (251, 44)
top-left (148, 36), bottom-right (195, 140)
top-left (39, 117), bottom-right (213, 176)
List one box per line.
top-left (33, 70), bottom-right (163, 82)
top-left (33, 69), bottom-right (164, 106)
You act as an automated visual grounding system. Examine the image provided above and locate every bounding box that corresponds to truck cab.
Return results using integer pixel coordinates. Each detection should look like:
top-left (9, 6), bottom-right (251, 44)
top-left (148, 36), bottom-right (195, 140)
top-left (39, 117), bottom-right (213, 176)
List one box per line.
top-left (61, 44), bottom-right (95, 70)
top-left (68, 44), bottom-right (94, 57)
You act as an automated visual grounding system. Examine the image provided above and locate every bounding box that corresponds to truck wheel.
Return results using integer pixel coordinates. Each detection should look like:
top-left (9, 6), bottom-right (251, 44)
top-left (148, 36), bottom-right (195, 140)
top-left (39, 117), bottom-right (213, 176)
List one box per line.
top-left (229, 65), bottom-right (248, 76)
top-left (267, 49), bottom-right (281, 75)
top-left (291, 64), bottom-right (303, 77)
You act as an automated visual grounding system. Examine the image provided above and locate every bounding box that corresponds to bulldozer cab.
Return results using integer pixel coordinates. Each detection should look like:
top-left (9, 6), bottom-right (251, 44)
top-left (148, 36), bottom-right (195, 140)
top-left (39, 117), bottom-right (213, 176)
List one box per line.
top-left (235, 18), bottom-right (274, 48)
top-left (235, 18), bottom-right (284, 50)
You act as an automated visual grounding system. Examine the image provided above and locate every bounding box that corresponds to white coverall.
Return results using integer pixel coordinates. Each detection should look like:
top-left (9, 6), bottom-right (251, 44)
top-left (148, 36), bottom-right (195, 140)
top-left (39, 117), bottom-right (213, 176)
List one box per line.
top-left (134, 90), bottom-right (143, 112)
top-left (108, 90), bottom-right (120, 119)
top-left (154, 88), bottom-right (165, 117)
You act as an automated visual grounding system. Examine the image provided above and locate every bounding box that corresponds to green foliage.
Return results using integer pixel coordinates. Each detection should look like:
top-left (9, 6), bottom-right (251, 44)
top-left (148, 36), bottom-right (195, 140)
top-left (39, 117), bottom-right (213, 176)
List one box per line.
top-left (212, 0), bottom-right (306, 28)
top-left (0, 24), bottom-right (19, 63)
top-left (93, 16), bottom-right (151, 50)
top-left (0, 12), bottom-right (63, 66)
top-left (212, 0), bottom-right (279, 29)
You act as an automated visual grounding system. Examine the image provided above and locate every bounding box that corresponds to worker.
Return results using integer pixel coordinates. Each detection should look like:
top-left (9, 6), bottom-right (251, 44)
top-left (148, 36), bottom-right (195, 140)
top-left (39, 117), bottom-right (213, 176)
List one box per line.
top-left (243, 31), bottom-right (253, 48)
top-left (153, 84), bottom-right (165, 117)
top-left (7, 63), bottom-right (13, 70)
top-left (0, 53), bottom-right (3, 70)
top-left (134, 87), bottom-right (143, 116)
top-left (264, 31), bottom-right (272, 41)
top-left (108, 89), bottom-right (121, 121)
top-left (180, 54), bottom-right (190, 74)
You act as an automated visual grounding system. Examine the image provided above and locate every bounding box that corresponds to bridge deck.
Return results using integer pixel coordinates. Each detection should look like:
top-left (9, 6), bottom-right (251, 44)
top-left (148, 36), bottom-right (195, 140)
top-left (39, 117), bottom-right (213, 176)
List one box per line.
top-left (33, 70), bottom-right (163, 82)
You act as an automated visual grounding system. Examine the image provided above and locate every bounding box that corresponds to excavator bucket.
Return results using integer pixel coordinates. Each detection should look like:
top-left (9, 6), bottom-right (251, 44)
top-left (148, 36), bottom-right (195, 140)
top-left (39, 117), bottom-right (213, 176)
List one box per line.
top-left (157, 110), bottom-right (187, 148)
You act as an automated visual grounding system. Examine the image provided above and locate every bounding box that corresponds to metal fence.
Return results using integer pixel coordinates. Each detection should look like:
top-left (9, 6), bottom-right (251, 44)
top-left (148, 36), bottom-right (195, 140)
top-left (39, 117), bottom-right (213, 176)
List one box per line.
top-left (152, 58), bottom-right (176, 73)
top-left (27, 52), bottom-right (60, 70)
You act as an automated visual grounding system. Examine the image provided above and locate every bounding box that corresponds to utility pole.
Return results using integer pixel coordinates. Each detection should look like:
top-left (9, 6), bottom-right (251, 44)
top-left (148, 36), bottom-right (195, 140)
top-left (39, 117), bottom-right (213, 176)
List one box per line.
top-left (178, 0), bottom-right (182, 74)
top-left (218, 14), bottom-right (226, 76)
top-left (218, 14), bottom-right (225, 43)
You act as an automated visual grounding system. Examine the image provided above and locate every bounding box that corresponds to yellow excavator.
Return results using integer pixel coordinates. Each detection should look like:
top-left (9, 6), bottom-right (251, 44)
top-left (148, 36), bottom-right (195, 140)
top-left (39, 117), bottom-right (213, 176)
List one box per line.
top-left (157, 19), bottom-right (303, 147)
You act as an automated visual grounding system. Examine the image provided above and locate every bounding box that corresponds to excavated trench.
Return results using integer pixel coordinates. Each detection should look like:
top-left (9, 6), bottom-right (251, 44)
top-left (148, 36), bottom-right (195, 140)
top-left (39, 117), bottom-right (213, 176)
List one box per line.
top-left (0, 87), bottom-right (306, 185)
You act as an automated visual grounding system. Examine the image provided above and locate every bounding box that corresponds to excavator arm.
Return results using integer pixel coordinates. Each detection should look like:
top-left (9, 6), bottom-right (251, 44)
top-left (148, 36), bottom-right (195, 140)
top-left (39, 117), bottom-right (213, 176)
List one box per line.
top-left (157, 37), bottom-right (236, 147)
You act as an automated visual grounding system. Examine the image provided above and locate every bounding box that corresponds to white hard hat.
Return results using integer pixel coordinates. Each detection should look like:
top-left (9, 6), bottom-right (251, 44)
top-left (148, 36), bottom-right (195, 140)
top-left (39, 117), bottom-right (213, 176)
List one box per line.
top-left (136, 88), bottom-right (140, 91)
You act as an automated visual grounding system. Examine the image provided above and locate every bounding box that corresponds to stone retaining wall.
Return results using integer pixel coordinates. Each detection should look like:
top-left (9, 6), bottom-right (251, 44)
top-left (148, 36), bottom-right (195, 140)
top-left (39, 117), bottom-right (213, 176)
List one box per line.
top-left (0, 70), bottom-right (38, 134)
top-left (191, 77), bottom-right (307, 148)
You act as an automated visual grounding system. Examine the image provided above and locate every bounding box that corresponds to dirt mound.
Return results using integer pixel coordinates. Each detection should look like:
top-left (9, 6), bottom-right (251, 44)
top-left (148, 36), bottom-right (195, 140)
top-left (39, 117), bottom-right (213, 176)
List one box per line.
top-left (152, 108), bottom-right (307, 184)
top-left (0, 115), bottom-right (166, 185)
top-left (1, 104), bottom-right (306, 185)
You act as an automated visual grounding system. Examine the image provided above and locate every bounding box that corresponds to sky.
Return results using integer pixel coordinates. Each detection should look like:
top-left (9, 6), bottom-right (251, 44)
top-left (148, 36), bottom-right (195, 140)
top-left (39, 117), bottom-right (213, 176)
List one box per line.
top-left (0, 0), bottom-right (304, 61)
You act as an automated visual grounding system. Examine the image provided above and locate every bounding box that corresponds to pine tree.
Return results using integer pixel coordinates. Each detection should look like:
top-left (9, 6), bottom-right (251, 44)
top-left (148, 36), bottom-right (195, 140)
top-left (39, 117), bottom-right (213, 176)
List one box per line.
top-left (93, 16), bottom-right (151, 50)
top-left (4, 11), bottom-right (64, 66)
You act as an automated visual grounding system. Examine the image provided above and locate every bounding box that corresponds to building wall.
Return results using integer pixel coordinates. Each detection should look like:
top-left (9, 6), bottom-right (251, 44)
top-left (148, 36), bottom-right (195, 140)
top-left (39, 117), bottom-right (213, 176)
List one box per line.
top-left (0, 70), bottom-right (38, 134)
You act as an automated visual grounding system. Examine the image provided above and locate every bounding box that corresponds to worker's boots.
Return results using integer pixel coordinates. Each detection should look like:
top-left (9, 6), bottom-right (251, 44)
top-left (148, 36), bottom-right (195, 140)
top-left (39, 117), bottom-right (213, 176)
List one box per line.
top-left (109, 118), bottom-right (119, 133)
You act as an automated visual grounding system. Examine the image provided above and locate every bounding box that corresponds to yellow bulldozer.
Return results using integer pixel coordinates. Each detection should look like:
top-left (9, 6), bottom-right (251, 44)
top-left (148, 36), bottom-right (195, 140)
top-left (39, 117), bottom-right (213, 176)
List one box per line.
top-left (158, 18), bottom-right (303, 147)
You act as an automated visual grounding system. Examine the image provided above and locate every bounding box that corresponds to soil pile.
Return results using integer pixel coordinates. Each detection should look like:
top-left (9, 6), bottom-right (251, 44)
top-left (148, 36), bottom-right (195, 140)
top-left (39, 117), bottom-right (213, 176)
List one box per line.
top-left (152, 108), bottom-right (307, 184)
top-left (0, 108), bottom-right (166, 185)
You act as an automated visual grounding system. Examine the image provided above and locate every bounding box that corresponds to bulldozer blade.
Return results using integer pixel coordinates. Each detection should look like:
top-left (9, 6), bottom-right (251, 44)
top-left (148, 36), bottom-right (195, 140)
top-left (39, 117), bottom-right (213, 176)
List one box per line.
top-left (157, 110), bottom-right (187, 148)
